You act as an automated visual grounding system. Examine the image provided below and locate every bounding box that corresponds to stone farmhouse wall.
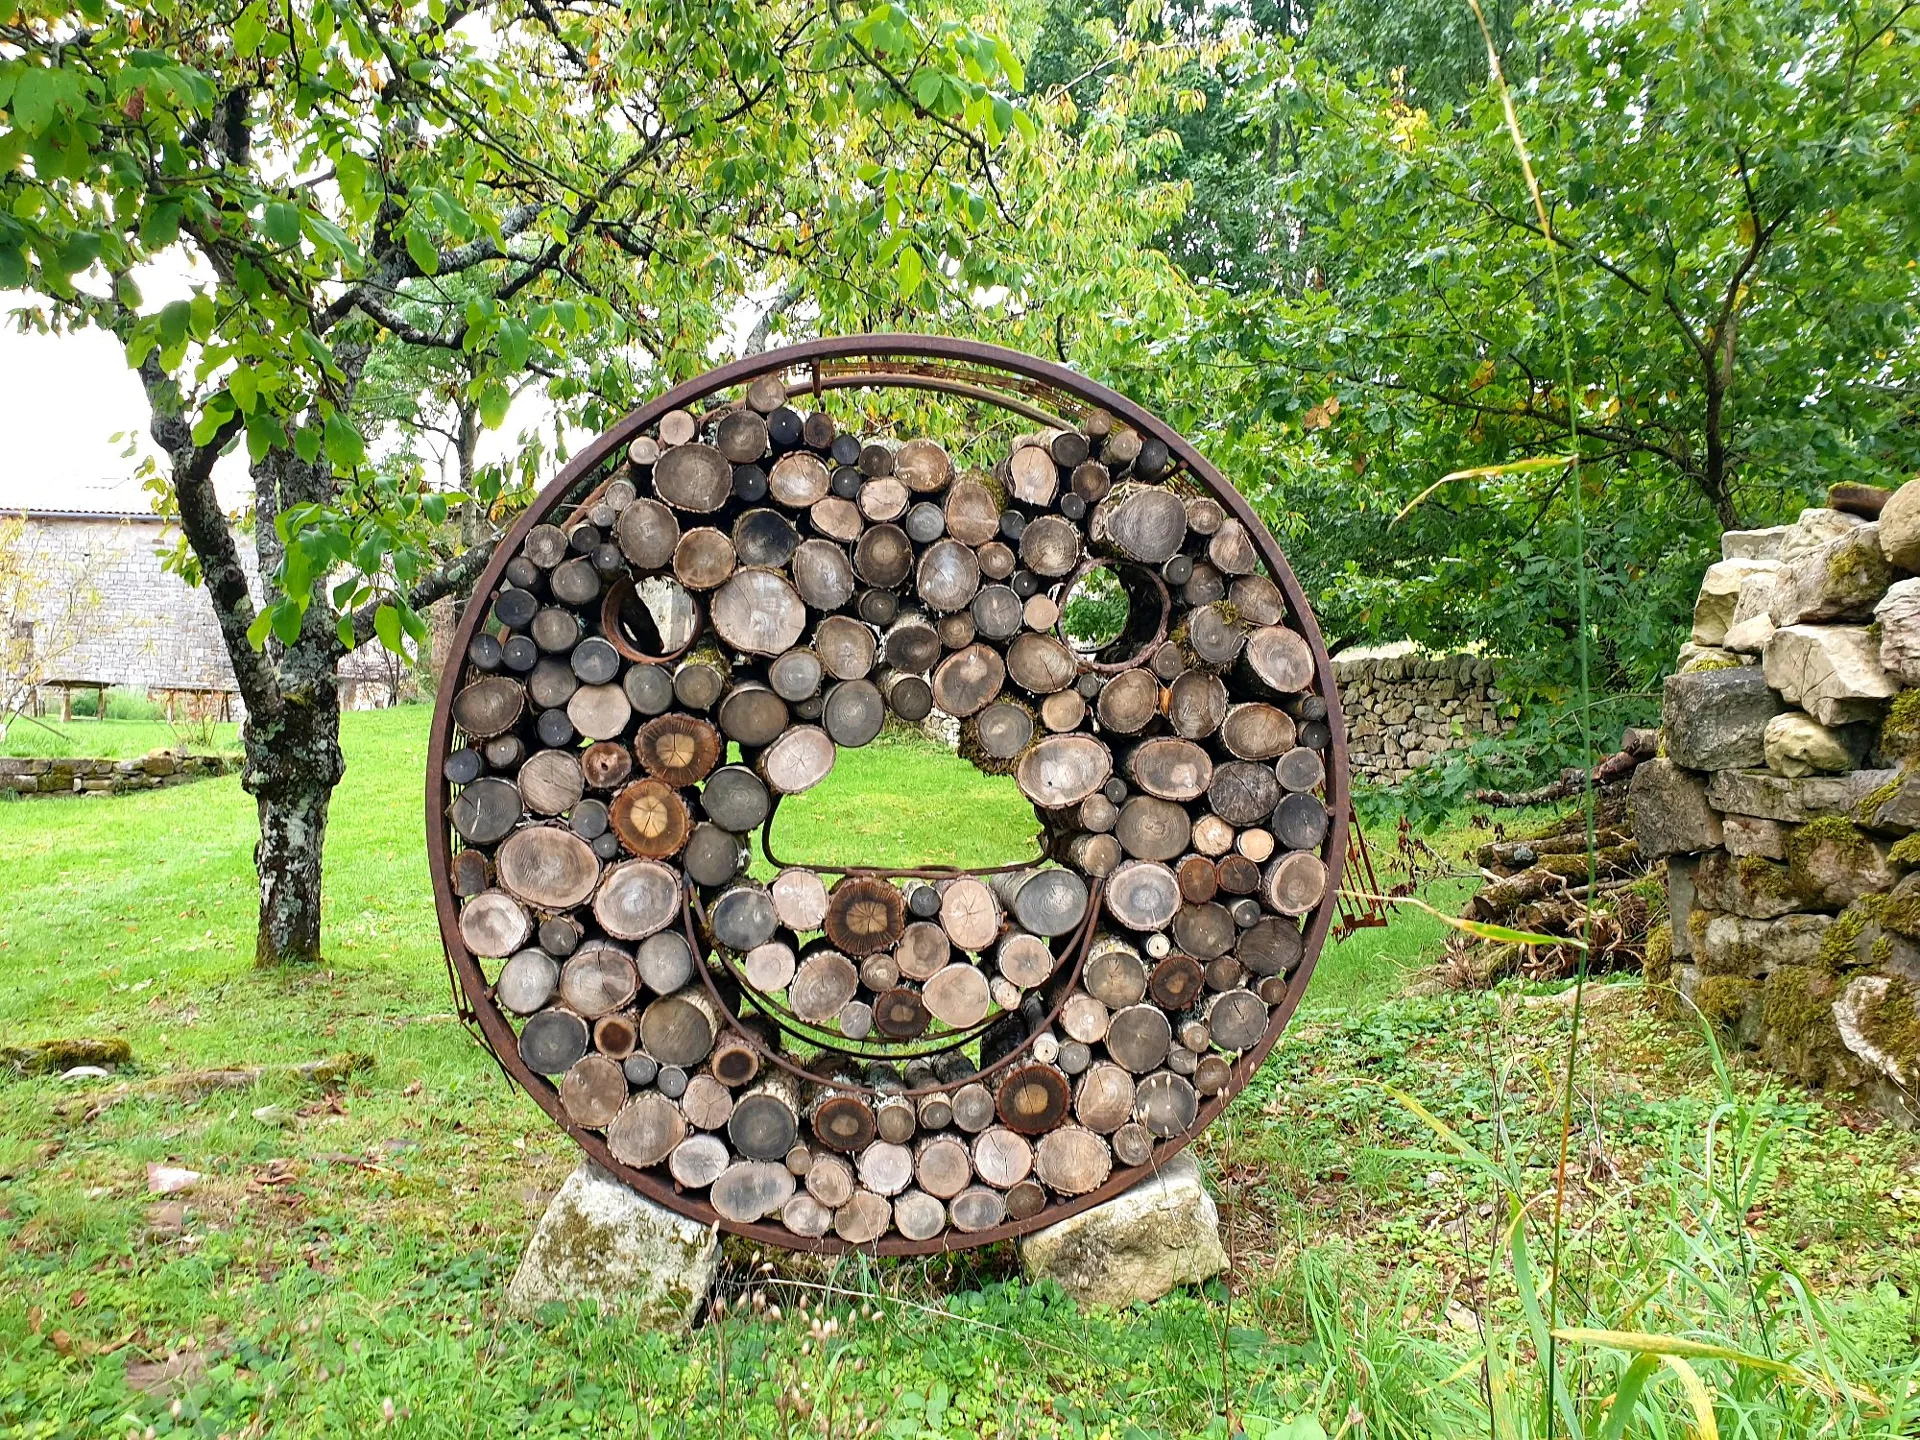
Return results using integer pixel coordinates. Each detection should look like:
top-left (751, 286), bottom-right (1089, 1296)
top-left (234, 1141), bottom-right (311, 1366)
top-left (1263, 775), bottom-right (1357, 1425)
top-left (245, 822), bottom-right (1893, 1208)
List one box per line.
top-left (1331, 650), bottom-right (1512, 785)
top-left (7, 511), bottom-right (418, 711)
top-left (1631, 496), bottom-right (1920, 1124)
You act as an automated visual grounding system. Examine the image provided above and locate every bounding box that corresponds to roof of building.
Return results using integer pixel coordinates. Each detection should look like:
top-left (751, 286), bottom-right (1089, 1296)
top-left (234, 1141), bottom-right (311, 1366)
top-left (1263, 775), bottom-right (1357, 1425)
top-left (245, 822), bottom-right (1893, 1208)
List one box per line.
top-left (0, 477), bottom-right (162, 520)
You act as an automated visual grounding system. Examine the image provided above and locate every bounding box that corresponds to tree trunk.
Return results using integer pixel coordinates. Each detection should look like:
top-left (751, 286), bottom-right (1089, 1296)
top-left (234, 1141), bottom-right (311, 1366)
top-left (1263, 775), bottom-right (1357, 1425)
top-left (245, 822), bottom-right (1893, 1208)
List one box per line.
top-left (243, 661), bottom-right (344, 967)
top-left (1700, 356), bottom-right (1739, 530)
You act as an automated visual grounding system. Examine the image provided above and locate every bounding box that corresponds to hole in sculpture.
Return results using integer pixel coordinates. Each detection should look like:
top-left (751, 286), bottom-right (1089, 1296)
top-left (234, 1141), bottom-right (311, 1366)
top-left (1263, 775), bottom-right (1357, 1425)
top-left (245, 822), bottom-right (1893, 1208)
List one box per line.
top-left (1060, 566), bottom-right (1128, 654)
top-left (605, 576), bottom-right (699, 661)
top-left (751, 736), bottom-right (1041, 875)
top-left (1059, 563), bottom-right (1164, 668)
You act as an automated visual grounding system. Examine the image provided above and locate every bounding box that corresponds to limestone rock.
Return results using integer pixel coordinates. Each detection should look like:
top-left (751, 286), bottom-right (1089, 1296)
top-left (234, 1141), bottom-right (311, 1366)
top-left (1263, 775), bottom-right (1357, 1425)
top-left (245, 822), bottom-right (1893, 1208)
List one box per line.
top-left (1699, 912), bottom-right (1832, 975)
top-left (1859, 768), bottom-right (1920, 833)
top-left (1769, 525), bottom-right (1893, 627)
top-left (1873, 577), bottom-right (1920, 685)
top-left (1722, 526), bottom-right (1789, 563)
top-left (1777, 507), bottom-right (1867, 563)
top-left (1834, 975), bottom-right (1919, 1088)
top-left (1692, 559), bottom-right (1778, 646)
top-left (1668, 854), bottom-right (1698, 958)
top-left (1830, 482), bottom-right (1894, 519)
top-left (507, 1160), bottom-right (719, 1328)
top-left (1678, 646), bottom-right (1752, 673)
top-left (1723, 815), bottom-right (1788, 859)
top-left (1876, 478), bottom-right (1920, 572)
top-left (1763, 711), bottom-right (1867, 777)
top-left (1785, 826), bottom-right (1894, 910)
top-left (1018, 1152), bottom-right (1226, 1306)
top-left (1763, 624), bottom-right (1895, 726)
top-left (1694, 850), bottom-right (1805, 919)
top-left (1723, 612), bottom-right (1777, 656)
top-left (1662, 666), bottom-right (1783, 771)
top-left (1628, 759), bottom-right (1723, 858)
top-left (1731, 570), bottom-right (1780, 627)
top-left (1708, 767), bottom-right (1897, 823)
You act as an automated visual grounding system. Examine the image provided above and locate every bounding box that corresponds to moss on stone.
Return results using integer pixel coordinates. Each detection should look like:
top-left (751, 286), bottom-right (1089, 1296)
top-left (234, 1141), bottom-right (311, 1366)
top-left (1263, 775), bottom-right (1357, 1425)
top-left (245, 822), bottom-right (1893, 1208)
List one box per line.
top-left (1881, 692), bottom-right (1920, 765)
top-left (1731, 853), bottom-right (1803, 909)
top-left (1818, 902), bottom-right (1873, 973)
top-left (1644, 921), bottom-right (1674, 987)
top-left (1873, 882), bottom-right (1920, 937)
top-left (1762, 966), bottom-right (1836, 1043)
top-left (1698, 974), bottom-right (1758, 1027)
top-left (1688, 906), bottom-right (1713, 948)
top-left (1855, 762), bottom-right (1915, 822)
top-left (1826, 533), bottom-right (1882, 589)
top-left (1871, 934), bottom-right (1896, 966)
top-left (1857, 978), bottom-right (1920, 1069)
top-left (1684, 655), bottom-right (1744, 672)
top-left (1789, 814), bottom-right (1871, 859)
top-left (1888, 832), bottom-right (1920, 868)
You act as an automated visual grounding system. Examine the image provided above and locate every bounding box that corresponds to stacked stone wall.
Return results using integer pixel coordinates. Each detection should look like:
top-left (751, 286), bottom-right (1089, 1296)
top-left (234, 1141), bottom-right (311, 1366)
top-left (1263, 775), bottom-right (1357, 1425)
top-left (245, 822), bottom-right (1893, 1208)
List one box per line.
top-left (1632, 496), bottom-right (1920, 1124)
top-left (1332, 651), bottom-right (1511, 785)
top-left (0, 752), bottom-right (238, 797)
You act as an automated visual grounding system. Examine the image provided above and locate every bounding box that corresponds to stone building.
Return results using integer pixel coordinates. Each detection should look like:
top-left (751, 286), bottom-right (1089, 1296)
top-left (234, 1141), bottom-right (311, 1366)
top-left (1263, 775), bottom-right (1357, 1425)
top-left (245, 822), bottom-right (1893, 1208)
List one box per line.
top-left (3, 503), bottom-right (411, 716)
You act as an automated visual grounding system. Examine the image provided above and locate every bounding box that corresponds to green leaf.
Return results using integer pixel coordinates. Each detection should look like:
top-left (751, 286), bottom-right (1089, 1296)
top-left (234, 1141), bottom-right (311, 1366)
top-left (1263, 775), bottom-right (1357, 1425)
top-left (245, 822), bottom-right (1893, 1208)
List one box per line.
top-left (896, 243), bottom-right (924, 295)
top-left (271, 600), bottom-right (303, 646)
top-left (336, 613), bottom-right (356, 650)
top-left (139, 202), bottom-right (182, 250)
top-left (232, 3), bottom-right (267, 56)
top-left (476, 379), bottom-right (510, 429)
top-left (373, 603), bottom-right (402, 654)
top-left (322, 412), bottom-right (365, 468)
top-left (261, 201), bottom-right (301, 248)
top-left (227, 365), bottom-right (258, 413)
top-left (422, 493), bottom-right (448, 525)
top-left (246, 609), bottom-right (274, 651)
top-left (11, 66), bottom-right (82, 136)
top-left (405, 226), bottom-right (439, 276)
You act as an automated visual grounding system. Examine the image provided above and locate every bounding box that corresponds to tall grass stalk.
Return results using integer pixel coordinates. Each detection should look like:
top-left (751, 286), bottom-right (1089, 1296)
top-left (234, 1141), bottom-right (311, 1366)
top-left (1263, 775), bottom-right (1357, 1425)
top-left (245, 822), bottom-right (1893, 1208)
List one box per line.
top-left (1465, 4), bottom-right (1598, 1432)
top-left (1360, 1012), bottom-right (1915, 1436)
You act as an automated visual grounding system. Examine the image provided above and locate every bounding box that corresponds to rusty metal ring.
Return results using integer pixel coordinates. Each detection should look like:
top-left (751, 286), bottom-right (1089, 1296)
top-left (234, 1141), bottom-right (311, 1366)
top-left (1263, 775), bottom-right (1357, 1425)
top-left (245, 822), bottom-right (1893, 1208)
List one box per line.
top-left (427, 334), bottom-right (1350, 1255)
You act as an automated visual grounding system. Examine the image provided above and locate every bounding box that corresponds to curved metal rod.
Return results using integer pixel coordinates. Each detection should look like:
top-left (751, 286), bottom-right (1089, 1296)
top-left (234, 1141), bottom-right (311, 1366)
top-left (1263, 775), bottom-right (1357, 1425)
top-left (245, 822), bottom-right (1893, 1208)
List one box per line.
top-left (681, 874), bottom-right (1106, 1102)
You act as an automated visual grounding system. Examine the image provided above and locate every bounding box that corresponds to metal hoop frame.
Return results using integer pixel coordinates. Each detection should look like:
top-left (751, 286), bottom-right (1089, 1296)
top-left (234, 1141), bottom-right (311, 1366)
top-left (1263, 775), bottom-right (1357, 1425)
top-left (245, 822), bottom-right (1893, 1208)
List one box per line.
top-left (426, 334), bottom-right (1350, 1255)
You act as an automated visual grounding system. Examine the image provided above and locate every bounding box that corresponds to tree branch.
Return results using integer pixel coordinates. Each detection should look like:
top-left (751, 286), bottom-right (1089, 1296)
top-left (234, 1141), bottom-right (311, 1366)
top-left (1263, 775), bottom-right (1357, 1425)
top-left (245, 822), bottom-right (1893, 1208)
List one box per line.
top-left (138, 355), bottom-right (282, 717)
top-left (344, 539), bottom-right (499, 653)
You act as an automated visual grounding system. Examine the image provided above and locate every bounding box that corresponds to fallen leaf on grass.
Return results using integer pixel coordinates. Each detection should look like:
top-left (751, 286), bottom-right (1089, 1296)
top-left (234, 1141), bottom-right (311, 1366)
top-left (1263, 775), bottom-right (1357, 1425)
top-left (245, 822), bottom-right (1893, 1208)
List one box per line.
top-left (146, 1164), bottom-right (201, 1195)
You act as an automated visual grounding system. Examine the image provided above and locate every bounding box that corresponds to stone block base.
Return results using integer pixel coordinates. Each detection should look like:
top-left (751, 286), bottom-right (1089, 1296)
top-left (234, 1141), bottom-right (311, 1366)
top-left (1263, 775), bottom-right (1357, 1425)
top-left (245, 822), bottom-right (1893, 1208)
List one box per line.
top-left (507, 1161), bottom-right (719, 1330)
top-left (1017, 1152), bottom-right (1227, 1306)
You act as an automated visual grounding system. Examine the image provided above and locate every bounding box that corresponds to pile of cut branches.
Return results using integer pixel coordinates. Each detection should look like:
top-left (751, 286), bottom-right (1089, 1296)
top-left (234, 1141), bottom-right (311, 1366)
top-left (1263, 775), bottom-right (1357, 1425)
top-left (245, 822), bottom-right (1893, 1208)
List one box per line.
top-left (1443, 729), bottom-right (1660, 987)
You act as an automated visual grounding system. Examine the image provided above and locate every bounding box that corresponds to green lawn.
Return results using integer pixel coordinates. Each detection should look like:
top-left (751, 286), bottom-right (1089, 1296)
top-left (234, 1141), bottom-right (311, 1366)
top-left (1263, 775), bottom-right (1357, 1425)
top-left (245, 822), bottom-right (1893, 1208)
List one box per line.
top-left (2, 707), bottom-right (1914, 1438)
top-left (1, 715), bottom-right (241, 759)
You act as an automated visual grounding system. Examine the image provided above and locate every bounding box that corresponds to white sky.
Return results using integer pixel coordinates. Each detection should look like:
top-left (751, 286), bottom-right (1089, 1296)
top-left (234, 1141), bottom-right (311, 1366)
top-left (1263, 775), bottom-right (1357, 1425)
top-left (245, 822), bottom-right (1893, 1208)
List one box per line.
top-left (0, 266), bottom-right (576, 516)
top-left (0, 277), bottom-right (769, 518)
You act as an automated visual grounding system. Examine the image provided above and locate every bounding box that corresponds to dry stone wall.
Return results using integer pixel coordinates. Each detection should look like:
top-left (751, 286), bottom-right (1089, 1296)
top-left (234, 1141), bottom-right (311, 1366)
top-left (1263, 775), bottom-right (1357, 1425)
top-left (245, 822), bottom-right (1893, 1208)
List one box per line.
top-left (1632, 494), bottom-right (1920, 1124)
top-left (0, 751), bottom-right (237, 796)
top-left (1332, 651), bottom-right (1511, 785)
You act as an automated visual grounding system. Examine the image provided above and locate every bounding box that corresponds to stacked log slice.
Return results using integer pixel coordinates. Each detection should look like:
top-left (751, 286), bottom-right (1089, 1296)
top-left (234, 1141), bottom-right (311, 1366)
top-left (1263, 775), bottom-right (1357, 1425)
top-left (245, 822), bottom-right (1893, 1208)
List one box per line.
top-left (432, 348), bottom-right (1342, 1255)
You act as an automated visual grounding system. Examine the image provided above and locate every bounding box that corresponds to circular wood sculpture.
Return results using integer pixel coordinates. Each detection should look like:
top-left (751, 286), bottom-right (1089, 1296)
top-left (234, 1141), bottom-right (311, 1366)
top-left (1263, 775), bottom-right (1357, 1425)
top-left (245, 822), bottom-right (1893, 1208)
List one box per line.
top-left (428, 336), bottom-right (1347, 1254)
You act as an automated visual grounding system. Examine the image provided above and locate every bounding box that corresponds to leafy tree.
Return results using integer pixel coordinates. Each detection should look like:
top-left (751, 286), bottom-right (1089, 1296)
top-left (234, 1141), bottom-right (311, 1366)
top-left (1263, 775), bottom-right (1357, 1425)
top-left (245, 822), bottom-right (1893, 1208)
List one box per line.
top-left (1, 0), bottom-right (1025, 963)
top-left (1081, 0), bottom-right (1919, 718)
